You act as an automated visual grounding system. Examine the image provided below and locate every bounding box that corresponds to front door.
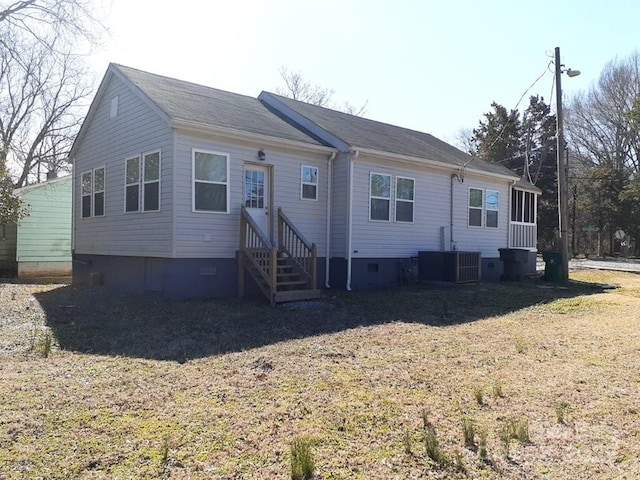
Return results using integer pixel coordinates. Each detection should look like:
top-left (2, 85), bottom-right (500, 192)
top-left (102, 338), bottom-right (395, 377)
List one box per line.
top-left (243, 164), bottom-right (270, 235)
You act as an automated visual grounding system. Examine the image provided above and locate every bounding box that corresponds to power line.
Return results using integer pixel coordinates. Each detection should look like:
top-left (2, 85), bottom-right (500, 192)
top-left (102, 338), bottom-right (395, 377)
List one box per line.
top-left (483, 61), bottom-right (554, 154)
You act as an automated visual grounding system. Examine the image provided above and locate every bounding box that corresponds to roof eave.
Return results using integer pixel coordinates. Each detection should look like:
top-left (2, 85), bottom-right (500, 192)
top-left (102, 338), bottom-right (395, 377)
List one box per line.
top-left (172, 119), bottom-right (338, 155)
top-left (353, 146), bottom-right (520, 181)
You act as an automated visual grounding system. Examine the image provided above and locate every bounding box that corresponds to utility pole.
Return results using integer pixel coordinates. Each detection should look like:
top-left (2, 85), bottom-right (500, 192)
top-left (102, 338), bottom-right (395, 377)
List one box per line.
top-left (555, 46), bottom-right (570, 284)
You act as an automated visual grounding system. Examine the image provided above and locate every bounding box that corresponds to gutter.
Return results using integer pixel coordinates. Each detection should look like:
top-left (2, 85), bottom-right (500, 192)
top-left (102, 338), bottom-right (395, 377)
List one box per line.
top-left (325, 151), bottom-right (337, 288)
top-left (346, 149), bottom-right (359, 291)
top-left (507, 178), bottom-right (517, 248)
top-left (354, 146), bottom-right (519, 182)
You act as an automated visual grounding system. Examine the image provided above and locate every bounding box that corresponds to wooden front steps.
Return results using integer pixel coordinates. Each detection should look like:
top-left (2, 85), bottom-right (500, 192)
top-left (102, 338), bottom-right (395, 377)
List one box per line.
top-left (239, 207), bottom-right (320, 305)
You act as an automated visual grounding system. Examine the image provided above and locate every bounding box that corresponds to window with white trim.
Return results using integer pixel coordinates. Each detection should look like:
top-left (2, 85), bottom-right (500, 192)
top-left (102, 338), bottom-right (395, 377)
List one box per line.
top-left (81, 167), bottom-right (105, 218)
top-left (369, 172), bottom-right (391, 221)
top-left (143, 151), bottom-right (160, 211)
top-left (125, 156), bottom-right (140, 212)
top-left (486, 190), bottom-right (499, 228)
top-left (125, 151), bottom-right (160, 212)
top-left (301, 165), bottom-right (318, 200)
top-left (193, 150), bottom-right (229, 213)
top-left (468, 187), bottom-right (483, 227)
top-left (395, 176), bottom-right (415, 223)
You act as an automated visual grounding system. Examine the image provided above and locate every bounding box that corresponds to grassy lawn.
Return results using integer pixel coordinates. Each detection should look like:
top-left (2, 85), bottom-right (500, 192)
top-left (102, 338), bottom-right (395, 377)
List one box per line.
top-left (1, 270), bottom-right (639, 479)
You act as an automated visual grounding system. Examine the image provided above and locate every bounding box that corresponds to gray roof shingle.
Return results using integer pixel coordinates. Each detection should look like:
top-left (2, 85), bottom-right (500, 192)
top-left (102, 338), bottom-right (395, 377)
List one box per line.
top-left (260, 92), bottom-right (525, 179)
top-left (113, 64), bottom-right (329, 147)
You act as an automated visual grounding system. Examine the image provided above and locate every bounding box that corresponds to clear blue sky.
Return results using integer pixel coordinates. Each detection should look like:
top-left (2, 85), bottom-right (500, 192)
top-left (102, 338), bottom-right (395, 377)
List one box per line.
top-left (90, 0), bottom-right (639, 146)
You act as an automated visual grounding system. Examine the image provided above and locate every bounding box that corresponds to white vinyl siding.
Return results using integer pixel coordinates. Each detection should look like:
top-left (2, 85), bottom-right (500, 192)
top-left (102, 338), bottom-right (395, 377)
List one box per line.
top-left (349, 155), bottom-right (511, 259)
top-left (72, 73), bottom-right (173, 258)
top-left (192, 149), bottom-right (229, 213)
top-left (301, 165), bottom-right (318, 200)
top-left (174, 132), bottom-right (329, 259)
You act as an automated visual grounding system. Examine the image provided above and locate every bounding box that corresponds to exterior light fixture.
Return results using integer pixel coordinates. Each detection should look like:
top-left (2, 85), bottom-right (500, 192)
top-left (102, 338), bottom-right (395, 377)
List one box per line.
top-left (257, 149), bottom-right (266, 161)
top-left (554, 46), bottom-right (580, 284)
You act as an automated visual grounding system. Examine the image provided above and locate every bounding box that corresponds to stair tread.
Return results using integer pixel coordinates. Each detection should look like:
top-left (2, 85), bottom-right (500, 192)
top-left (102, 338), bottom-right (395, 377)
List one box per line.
top-left (277, 280), bottom-right (309, 286)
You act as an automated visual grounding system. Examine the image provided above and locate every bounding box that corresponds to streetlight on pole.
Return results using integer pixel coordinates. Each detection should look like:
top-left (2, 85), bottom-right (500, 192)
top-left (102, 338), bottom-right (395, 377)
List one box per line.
top-left (554, 46), bottom-right (580, 284)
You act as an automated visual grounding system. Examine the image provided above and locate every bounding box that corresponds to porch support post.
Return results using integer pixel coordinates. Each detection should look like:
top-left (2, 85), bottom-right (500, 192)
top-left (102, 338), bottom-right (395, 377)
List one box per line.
top-left (311, 243), bottom-right (317, 290)
top-left (270, 245), bottom-right (278, 306)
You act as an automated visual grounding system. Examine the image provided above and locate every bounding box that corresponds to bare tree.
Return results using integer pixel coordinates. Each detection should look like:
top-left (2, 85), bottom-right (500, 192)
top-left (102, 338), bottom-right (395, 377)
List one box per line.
top-left (276, 66), bottom-right (368, 116)
top-left (0, 0), bottom-right (105, 187)
top-left (566, 51), bottom-right (640, 174)
top-left (1, 44), bottom-right (91, 186)
top-left (0, 0), bottom-right (104, 51)
top-left (454, 127), bottom-right (475, 154)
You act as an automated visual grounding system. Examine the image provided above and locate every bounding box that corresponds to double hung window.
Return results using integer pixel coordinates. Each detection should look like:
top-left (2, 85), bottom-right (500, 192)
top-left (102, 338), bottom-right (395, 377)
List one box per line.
top-left (301, 166), bottom-right (318, 200)
top-left (369, 173), bottom-right (415, 223)
top-left (125, 151), bottom-right (160, 212)
top-left (81, 167), bottom-right (105, 218)
top-left (193, 150), bottom-right (229, 213)
top-left (468, 187), bottom-right (499, 228)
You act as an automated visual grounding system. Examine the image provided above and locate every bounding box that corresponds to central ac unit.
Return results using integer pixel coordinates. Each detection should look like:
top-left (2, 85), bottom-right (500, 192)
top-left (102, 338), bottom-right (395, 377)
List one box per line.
top-left (418, 251), bottom-right (481, 284)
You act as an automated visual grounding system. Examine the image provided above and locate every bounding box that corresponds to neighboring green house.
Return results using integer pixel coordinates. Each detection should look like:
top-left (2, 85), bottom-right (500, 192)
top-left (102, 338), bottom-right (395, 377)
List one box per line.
top-left (0, 175), bottom-right (72, 278)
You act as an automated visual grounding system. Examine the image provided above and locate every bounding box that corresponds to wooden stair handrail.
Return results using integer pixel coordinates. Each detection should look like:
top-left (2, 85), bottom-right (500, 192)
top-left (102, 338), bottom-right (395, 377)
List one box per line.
top-left (239, 206), bottom-right (276, 304)
top-left (239, 206), bottom-right (319, 304)
top-left (277, 208), bottom-right (317, 290)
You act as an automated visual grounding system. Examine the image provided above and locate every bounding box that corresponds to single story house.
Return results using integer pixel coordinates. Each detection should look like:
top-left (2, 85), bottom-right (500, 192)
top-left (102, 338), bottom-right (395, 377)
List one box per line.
top-left (0, 175), bottom-right (72, 278)
top-left (70, 64), bottom-right (540, 303)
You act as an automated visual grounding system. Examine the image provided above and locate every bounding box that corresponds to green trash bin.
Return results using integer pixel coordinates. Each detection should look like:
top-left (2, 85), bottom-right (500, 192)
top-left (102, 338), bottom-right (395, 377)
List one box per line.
top-left (542, 250), bottom-right (563, 283)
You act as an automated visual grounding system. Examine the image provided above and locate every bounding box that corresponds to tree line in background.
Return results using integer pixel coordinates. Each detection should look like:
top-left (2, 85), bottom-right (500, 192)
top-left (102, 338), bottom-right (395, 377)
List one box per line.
top-left (467, 51), bottom-right (640, 257)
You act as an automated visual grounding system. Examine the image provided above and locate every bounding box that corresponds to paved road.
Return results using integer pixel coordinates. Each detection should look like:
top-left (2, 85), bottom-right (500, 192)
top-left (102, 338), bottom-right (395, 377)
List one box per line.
top-left (536, 257), bottom-right (640, 273)
top-left (570, 258), bottom-right (640, 273)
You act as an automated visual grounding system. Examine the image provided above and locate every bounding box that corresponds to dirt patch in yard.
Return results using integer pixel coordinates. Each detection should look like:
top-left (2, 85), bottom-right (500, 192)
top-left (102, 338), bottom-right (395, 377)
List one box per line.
top-left (1, 272), bottom-right (639, 479)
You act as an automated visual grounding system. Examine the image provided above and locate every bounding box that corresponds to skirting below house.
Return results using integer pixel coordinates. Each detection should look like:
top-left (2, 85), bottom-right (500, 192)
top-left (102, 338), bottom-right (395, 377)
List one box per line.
top-left (72, 252), bottom-right (538, 300)
top-left (328, 253), bottom-right (537, 290)
top-left (18, 261), bottom-right (72, 278)
top-left (72, 254), bottom-right (328, 300)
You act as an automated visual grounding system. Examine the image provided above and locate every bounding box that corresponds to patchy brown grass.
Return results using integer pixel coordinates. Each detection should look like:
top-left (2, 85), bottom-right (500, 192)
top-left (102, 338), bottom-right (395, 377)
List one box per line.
top-left (1, 271), bottom-right (639, 479)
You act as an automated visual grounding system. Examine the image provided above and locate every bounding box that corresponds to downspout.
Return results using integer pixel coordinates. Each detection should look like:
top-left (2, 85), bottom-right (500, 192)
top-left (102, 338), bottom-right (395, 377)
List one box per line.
top-left (450, 173), bottom-right (463, 250)
top-left (71, 158), bottom-right (76, 254)
top-left (325, 151), bottom-right (336, 288)
top-left (346, 149), bottom-right (359, 291)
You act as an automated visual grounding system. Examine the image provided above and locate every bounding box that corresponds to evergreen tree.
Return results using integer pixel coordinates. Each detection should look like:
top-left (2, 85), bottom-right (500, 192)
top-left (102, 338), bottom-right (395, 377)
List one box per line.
top-left (0, 158), bottom-right (27, 225)
top-left (522, 96), bottom-right (558, 249)
top-left (471, 102), bottom-right (523, 174)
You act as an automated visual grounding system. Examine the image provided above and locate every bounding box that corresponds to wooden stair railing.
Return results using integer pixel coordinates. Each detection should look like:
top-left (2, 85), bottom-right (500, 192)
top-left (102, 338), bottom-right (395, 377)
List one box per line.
top-left (239, 206), bottom-right (320, 305)
top-left (277, 208), bottom-right (317, 290)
